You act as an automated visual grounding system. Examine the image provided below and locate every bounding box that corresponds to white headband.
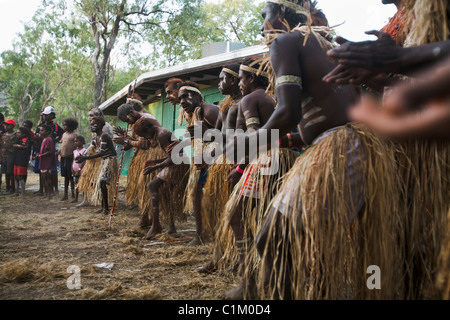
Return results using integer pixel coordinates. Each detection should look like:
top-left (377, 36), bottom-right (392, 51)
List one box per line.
top-left (179, 86), bottom-right (203, 96)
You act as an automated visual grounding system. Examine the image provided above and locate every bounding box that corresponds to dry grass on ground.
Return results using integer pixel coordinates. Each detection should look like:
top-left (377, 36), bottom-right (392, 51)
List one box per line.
top-left (0, 173), bottom-right (239, 300)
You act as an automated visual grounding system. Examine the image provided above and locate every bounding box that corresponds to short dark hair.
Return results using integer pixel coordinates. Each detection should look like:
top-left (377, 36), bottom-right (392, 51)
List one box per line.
top-left (241, 58), bottom-right (269, 89)
top-left (117, 104), bottom-right (134, 119)
top-left (18, 127), bottom-right (30, 138)
top-left (23, 120), bottom-right (33, 128)
top-left (165, 78), bottom-right (183, 90)
top-left (223, 63), bottom-right (240, 76)
top-left (75, 135), bottom-right (86, 145)
top-left (133, 117), bottom-right (154, 137)
top-left (62, 117), bottom-right (79, 131)
top-left (89, 107), bottom-right (104, 117)
top-left (0, 113), bottom-right (5, 122)
top-left (40, 124), bottom-right (52, 134)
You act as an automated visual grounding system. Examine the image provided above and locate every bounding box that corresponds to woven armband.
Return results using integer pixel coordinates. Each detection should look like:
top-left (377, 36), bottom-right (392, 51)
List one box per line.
top-left (275, 75), bottom-right (302, 88)
top-left (246, 117), bottom-right (261, 127)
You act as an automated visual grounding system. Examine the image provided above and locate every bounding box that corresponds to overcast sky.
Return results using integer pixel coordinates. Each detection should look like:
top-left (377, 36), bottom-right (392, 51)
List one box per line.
top-left (0, 0), bottom-right (398, 57)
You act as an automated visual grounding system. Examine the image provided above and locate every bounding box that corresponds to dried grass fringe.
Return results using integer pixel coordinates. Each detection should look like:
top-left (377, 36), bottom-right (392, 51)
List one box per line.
top-left (436, 208), bottom-right (450, 299)
top-left (76, 146), bottom-right (102, 204)
top-left (91, 157), bottom-right (119, 206)
top-left (213, 148), bottom-right (299, 275)
top-left (403, 0), bottom-right (449, 47)
top-left (201, 154), bottom-right (235, 240)
top-left (183, 138), bottom-right (209, 214)
top-left (158, 163), bottom-right (190, 225)
top-left (257, 123), bottom-right (405, 300)
top-left (135, 147), bottom-right (167, 211)
top-left (396, 139), bottom-right (450, 299)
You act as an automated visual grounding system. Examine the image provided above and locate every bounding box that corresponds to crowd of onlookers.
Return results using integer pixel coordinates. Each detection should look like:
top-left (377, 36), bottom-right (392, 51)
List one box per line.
top-left (0, 107), bottom-right (86, 200)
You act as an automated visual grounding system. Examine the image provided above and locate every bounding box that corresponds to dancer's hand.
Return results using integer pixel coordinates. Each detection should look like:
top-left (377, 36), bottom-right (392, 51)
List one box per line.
top-left (144, 159), bottom-right (158, 168)
top-left (113, 126), bottom-right (126, 136)
top-left (165, 140), bottom-right (182, 154)
top-left (142, 165), bottom-right (159, 175)
top-left (75, 155), bottom-right (85, 163)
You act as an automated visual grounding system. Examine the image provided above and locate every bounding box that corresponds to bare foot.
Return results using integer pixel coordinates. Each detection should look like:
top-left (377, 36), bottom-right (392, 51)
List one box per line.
top-left (187, 235), bottom-right (204, 246)
top-left (144, 224), bottom-right (163, 240)
top-left (60, 195), bottom-right (68, 201)
top-left (70, 198), bottom-right (78, 203)
top-left (94, 208), bottom-right (104, 213)
top-left (101, 209), bottom-right (109, 215)
top-left (197, 260), bottom-right (216, 274)
top-left (75, 199), bottom-right (87, 207)
top-left (137, 214), bottom-right (152, 229)
top-left (43, 196), bottom-right (52, 201)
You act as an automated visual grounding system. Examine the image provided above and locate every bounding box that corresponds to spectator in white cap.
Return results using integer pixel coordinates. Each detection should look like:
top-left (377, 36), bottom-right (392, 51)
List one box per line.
top-left (34, 106), bottom-right (64, 196)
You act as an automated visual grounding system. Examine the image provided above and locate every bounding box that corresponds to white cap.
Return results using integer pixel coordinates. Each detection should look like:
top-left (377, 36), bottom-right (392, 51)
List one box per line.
top-left (41, 106), bottom-right (55, 115)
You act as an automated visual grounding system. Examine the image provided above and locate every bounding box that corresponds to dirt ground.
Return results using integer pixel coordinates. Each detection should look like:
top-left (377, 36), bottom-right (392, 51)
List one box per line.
top-left (0, 172), bottom-right (240, 300)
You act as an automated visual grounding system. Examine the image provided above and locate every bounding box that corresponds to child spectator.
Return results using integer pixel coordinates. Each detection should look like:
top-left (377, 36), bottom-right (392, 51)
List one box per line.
top-left (1, 119), bottom-right (17, 195)
top-left (22, 120), bottom-right (34, 184)
top-left (71, 135), bottom-right (86, 203)
top-left (38, 124), bottom-right (56, 200)
top-left (35, 107), bottom-right (64, 195)
top-left (59, 117), bottom-right (78, 201)
top-left (0, 112), bottom-right (5, 192)
top-left (23, 120), bottom-right (35, 140)
top-left (12, 127), bottom-right (32, 196)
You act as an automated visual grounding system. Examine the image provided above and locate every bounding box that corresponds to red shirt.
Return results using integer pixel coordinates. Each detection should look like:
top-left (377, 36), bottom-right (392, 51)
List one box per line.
top-left (39, 136), bottom-right (56, 171)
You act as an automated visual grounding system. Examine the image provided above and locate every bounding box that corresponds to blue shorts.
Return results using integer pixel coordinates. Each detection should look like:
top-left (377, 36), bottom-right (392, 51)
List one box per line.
top-left (198, 167), bottom-right (209, 186)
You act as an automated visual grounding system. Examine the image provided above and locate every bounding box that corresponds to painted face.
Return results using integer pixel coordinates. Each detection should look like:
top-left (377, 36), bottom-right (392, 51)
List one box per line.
top-left (165, 84), bottom-right (179, 105)
top-left (5, 123), bottom-right (15, 132)
top-left (260, 3), bottom-right (284, 37)
top-left (238, 70), bottom-right (253, 96)
top-left (218, 71), bottom-right (234, 96)
top-left (178, 89), bottom-right (200, 114)
top-left (16, 131), bottom-right (24, 139)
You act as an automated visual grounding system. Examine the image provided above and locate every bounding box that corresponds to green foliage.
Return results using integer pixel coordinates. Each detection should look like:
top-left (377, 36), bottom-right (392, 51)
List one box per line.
top-left (0, 0), bottom-right (266, 130)
top-left (146, 0), bottom-right (265, 68)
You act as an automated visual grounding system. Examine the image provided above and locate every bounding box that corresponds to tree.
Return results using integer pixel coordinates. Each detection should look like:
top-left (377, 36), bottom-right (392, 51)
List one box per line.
top-left (41, 0), bottom-right (205, 108)
top-left (145, 0), bottom-right (264, 69)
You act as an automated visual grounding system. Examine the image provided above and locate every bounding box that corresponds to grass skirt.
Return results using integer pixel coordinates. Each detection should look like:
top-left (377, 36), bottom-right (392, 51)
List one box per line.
top-left (213, 148), bottom-right (299, 275)
top-left (436, 208), bottom-right (450, 299)
top-left (157, 163), bottom-right (190, 225)
top-left (201, 154), bottom-right (234, 239)
top-left (397, 139), bottom-right (450, 299)
top-left (91, 157), bottom-right (119, 206)
top-left (126, 146), bottom-right (167, 214)
top-left (77, 147), bottom-right (102, 205)
top-left (256, 123), bottom-right (405, 300)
